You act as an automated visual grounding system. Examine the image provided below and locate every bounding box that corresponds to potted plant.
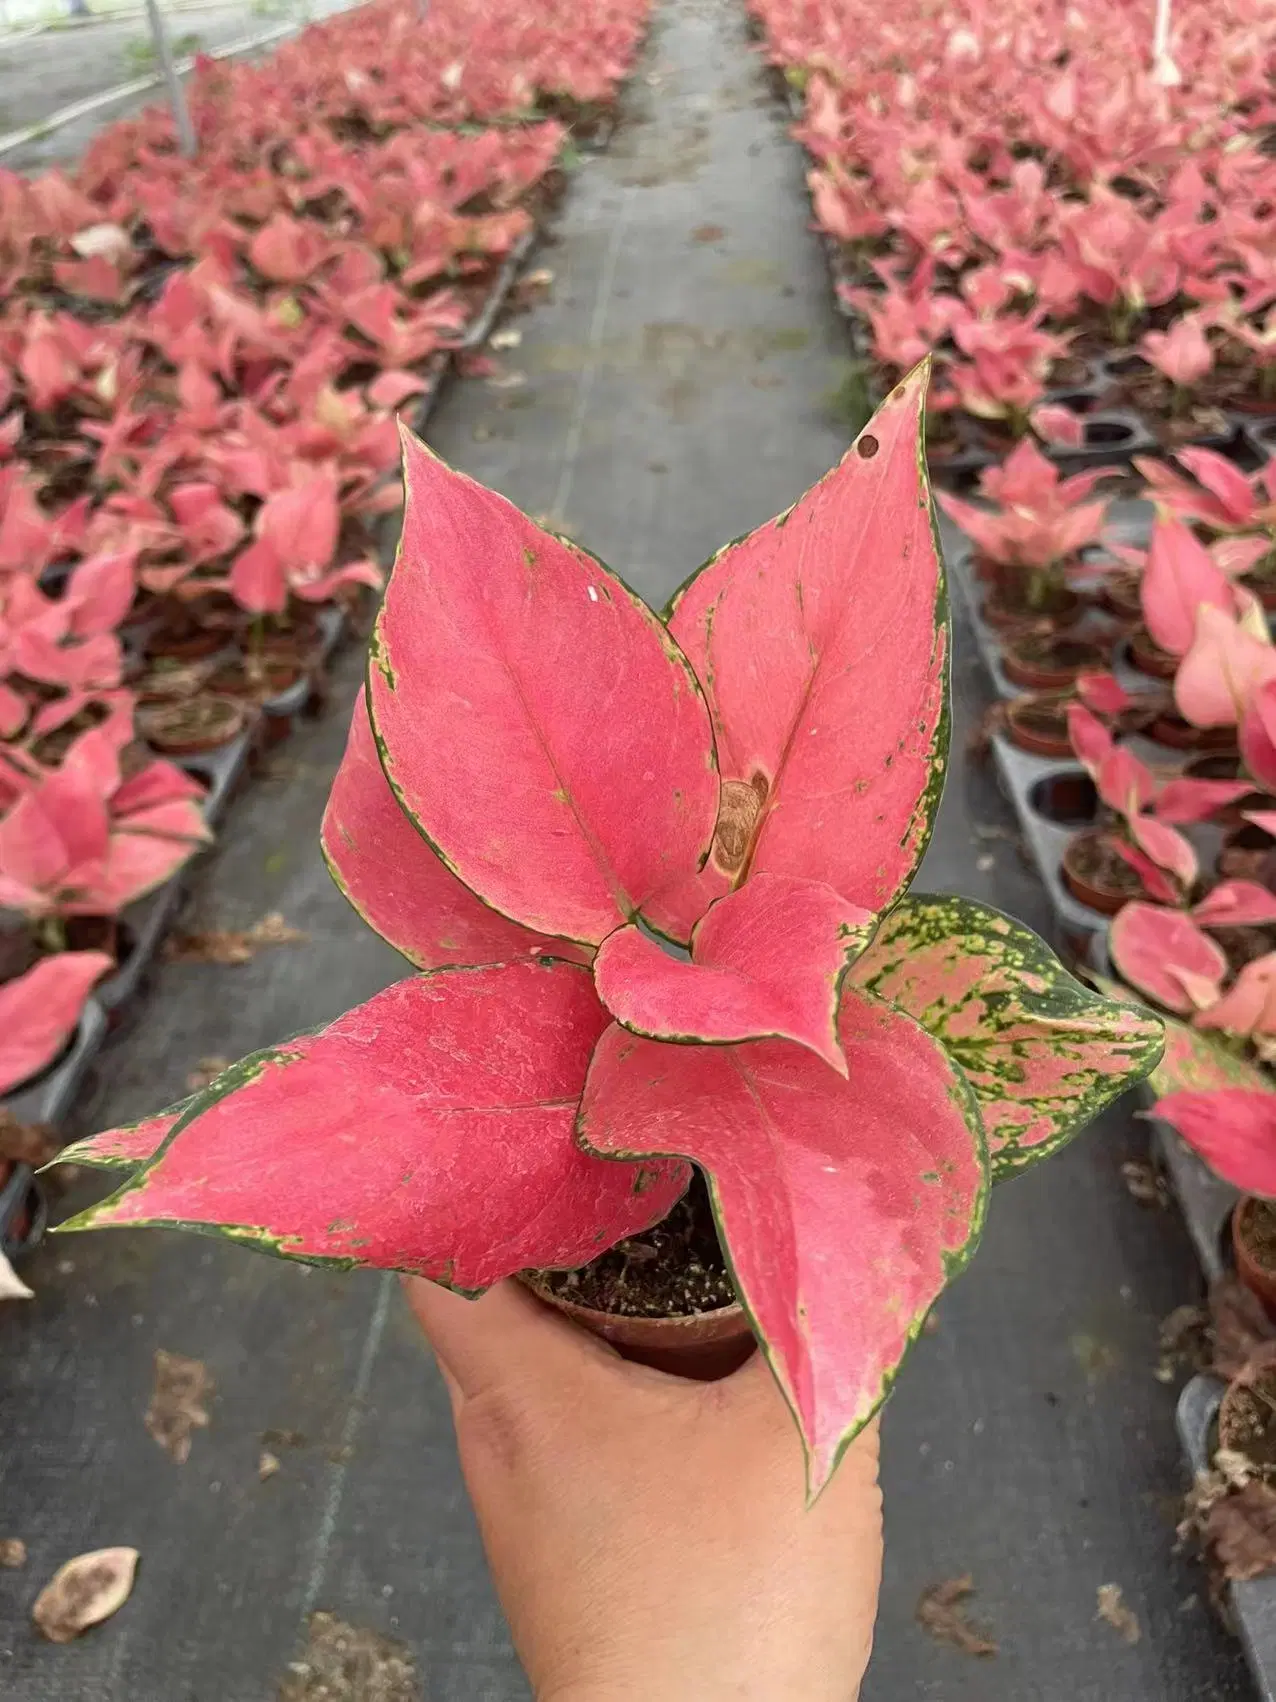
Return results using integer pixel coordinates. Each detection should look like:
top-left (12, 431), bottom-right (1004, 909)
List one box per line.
top-left (56, 371), bottom-right (1163, 1494)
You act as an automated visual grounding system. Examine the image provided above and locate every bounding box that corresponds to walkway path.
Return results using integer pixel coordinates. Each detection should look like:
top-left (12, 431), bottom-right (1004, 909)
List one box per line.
top-left (0, 2), bottom-right (1255, 1697)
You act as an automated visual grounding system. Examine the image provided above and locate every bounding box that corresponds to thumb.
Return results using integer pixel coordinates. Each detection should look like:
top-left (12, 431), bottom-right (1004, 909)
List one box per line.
top-left (403, 1274), bottom-right (619, 1404)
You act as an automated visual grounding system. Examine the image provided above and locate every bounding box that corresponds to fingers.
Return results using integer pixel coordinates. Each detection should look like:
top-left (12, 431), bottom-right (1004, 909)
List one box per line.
top-left (402, 1275), bottom-right (618, 1402)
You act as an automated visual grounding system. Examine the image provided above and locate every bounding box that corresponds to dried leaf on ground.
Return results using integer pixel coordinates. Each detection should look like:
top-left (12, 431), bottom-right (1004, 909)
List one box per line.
top-left (488, 327), bottom-right (522, 350)
top-left (166, 913), bottom-right (307, 966)
top-left (1096, 1583), bottom-right (1141, 1643)
top-left (145, 1350), bottom-right (213, 1463)
top-left (0, 1253), bottom-right (32, 1300)
top-left (0, 1111), bottom-right (58, 1166)
top-left (916, 1575), bottom-right (998, 1656)
top-left (1121, 1159), bottom-right (1169, 1209)
top-left (186, 1055), bottom-right (231, 1092)
top-left (1205, 1478), bottom-right (1276, 1582)
top-left (0, 1538), bottom-right (26, 1567)
top-left (486, 369), bottom-right (527, 390)
top-left (259, 1451), bottom-right (280, 1481)
top-left (1155, 1303), bottom-right (1209, 1384)
top-left (278, 1612), bottom-right (420, 1702)
top-left (1209, 1275), bottom-right (1276, 1381)
top-left (691, 223), bottom-right (726, 242)
top-left (32, 1548), bottom-right (138, 1643)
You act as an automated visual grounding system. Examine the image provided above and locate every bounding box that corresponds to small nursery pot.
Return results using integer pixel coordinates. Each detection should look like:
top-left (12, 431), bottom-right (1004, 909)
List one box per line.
top-left (1232, 1198), bottom-right (1276, 1323)
top-left (1218, 821), bottom-right (1276, 886)
top-left (1001, 633), bottom-right (1107, 692)
top-left (1148, 712), bottom-right (1237, 754)
top-left (980, 584), bottom-right (1081, 633)
top-left (1061, 829), bottom-right (1145, 916)
top-left (520, 1272), bottom-right (754, 1381)
top-left (1004, 692), bottom-right (1076, 759)
top-left (1098, 572), bottom-right (1144, 623)
top-left (1129, 628), bottom-right (1179, 681)
top-left (137, 692), bottom-right (248, 756)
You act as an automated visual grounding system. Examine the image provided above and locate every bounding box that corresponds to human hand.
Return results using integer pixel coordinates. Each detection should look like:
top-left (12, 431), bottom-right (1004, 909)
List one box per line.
top-left (404, 1277), bottom-right (883, 1702)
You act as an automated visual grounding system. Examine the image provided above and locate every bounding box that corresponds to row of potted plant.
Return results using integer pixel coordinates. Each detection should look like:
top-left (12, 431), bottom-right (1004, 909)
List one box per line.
top-left (748, 0), bottom-right (1276, 465)
top-left (949, 426), bottom-right (1276, 1563)
top-left (0, 0), bottom-right (651, 1149)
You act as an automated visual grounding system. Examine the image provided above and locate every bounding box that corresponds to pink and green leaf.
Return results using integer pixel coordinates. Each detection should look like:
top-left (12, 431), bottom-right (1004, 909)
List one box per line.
top-left (367, 428), bottom-right (719, 946)
top-left (848, 895), bottom-right (1163, 1177)
top-left (593, 875), bottom-right (873, 1075)
top-left (55, 1103), bottom-right (190, 1172)
top-left (662, 363), bottom-right (947, 925)
top-left (322, 696), bottom-right (591, 970)
top-left (58, 962), bottom-right (689, 1285)
top-left (578, 985), bottom-right (988, 1498)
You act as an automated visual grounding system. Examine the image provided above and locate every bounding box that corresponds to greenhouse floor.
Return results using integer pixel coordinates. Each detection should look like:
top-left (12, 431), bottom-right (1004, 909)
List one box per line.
top-left (0, 0), bottom-right (1257, 1696)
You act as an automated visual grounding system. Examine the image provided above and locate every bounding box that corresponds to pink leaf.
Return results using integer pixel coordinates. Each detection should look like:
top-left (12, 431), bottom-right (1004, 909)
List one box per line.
top-left (665, 364), bottom-right (945, 922)
top-left (1111, 838), bottom-right (1180, 904)
top-left (579, 985), bottom-right (986, 1494)
top-left (64, 963), bottom-right (690, 1283)
top-left (1176, 605), bottom-right (1276, 728)
top-left (0, 951), bottom-right (111, 1095)
top-left (66, 550), bottom-right (135, 638)
top-left (1075, 672), bottom-right (1132, 716)
top-left (229, 538), bottom-right (286, 615)
top-left (1175, 448), bottom-right (1258, 526)
top-left (1194, 881), bottom-right (1276, 928)
top-left (1240, 678), bottom-right (1276, 791)
top-left (593, 875), bottom-right (873, 1074)
top-left (1110, 902), bottom-right (1226, 1013)
top-left (1141, 518), bottom-right (1233, 657)
top-left (59, 1106), bottom-right (186, 1171)
top-left (1154, 1089), bottom-right (1276, 1195)
top-left (321, 696), bottom-right (590, 969)
top-left (1066, 702), bottom-right (1114, 777)
top-left (1155, 777), bottom-right (1253, 823)
top-left (849, 894), bottom-right (1163, 1175)
top-left (1246, 811), bottom-right (1276, 837)
top-left (1096, 746), bottom-right (1156, 816)
top-left (368, 428), bottom-right (718, 946)
top-left (257, 477), bottom-right (339, 573)
top-left (1195, 953), bottom-right (1276, 1037)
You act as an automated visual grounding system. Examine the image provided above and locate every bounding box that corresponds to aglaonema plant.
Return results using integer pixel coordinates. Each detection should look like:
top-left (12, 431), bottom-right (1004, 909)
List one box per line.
top-left (54, 365), bottom-right (1163, 1496)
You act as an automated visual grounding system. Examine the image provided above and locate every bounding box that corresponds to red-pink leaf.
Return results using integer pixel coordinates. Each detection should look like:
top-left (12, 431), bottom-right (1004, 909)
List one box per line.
top-left (1141, 518), bottom-right (1234, 657)
top-left (1096, 745), bottom-right (1155, 816)
top-left (63, 962), bottom-right (688, 1282)
top-left (1195, 953), bottom-right (1276, 1037)
top-left (1155, 777), bottom-right (1253, 823)
top-left (1240, 678), bottom-right (1276, 792)
top-left (368, 428), bottom-right (718, 945)
top-left (59, 1106), bottom-right (186, 1171)
top-left (229, 538), bottom-right (286, 614)
top-left (663, 364), bottom-right (945, 923)
top-left (1075, 672), bottom-right (1133, 716)
top-left (0, 951), bottom-right (111, 1095)
top-left (1110, 902), bottom-right (1226, 1014)
top-left (1154, 1089), bottom-right (1276, 1195)
top-left (321, 696), bottom-right (591, 969)
top-left (578, 985), bottom-right (987, 1495)
top-left (592, 875), bottom-right (872, 1074)
top-left (1111, 838), bottom-right (1181, 904)
top-left (1128, 814), bottom-right (1198, 886)
top-left (1066, 701), bottom-right (1113, 776)
top-left (848, 894), bottom-right (1162, 1176)
top-left (1193, 881), bottom-right (1276, 927)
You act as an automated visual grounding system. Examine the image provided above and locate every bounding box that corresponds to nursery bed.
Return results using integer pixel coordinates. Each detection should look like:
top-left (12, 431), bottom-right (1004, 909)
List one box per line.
top-left (0, 4), bottom-right (1253, 1700)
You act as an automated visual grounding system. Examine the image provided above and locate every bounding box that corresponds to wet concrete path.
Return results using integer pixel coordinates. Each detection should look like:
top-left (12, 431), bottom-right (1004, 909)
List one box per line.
top-left (0, 1), bottom-right (1254, 1696)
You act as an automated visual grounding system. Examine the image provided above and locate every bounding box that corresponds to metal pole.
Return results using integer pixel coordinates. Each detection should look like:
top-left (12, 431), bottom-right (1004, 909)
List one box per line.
top-left (143, 0), bottom-right (196, 157)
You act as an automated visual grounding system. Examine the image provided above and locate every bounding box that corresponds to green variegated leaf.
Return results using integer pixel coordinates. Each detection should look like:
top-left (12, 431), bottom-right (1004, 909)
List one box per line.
top-left (1088, 972), bottom-right (1269, 1099)
top-left (848, 895), bottom-right (1164, 1178)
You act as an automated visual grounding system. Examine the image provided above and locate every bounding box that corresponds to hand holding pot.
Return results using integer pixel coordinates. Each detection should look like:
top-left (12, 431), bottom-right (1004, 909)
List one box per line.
top-left (405, 1277), bottom-right (883, 1702)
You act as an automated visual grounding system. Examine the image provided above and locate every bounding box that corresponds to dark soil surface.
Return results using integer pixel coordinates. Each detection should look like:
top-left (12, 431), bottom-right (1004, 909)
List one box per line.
top-left (539, 1170), bottom-right (736, 1317)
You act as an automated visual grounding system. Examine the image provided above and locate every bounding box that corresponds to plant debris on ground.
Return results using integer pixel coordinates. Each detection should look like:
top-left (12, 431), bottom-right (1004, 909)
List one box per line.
top-left (915, 1575), bottom-right (998, 1657)
top-left (145, 1349), bottom-right (213, 1464)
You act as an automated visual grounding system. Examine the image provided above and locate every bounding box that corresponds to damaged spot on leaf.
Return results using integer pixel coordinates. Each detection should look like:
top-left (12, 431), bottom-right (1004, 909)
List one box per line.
top-left (146, 1349), bottom-right (213, 1464)
top-left (711, 776), bottom-right (768, 874)
top-left (857, 434), bottom-right (879, 459)
top-left (32, 1547), bottom-right (139, 1644)
top-left (166, 912), bottom-right (307, 966)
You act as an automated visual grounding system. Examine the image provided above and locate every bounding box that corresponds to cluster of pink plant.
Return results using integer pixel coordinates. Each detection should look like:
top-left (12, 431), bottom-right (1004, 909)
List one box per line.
top-left (0, 0), bottom-right (651, 1099)
top-left (752, 0), bottom-right (1276, 427)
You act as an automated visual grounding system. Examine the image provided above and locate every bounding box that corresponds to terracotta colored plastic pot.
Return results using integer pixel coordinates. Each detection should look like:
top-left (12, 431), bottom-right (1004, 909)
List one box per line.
top-left (137, 692), bottom-right (248, 756)
top-left (1218, 821), bottom-right (1276, 885)
top-left (1061, 829), bottom-right (1144, 916)
top-left (1148, 712), bottom-right (1237, 753)
top-left (1004, 692), bottom-right (1075, 759)
top-left (1129, 628), bottom-right (1179, 681)
top-left (981, 585), bottom-right (1080, 633)
top-left (1001, 634), bottom-right (1106, 692)
top-left (1232, 1197), bottom-right (1276, 1322)
top-left (1099, 573), bottom-right (1143, 623)
top-left (520, 1272), bottom-right (754, 1381)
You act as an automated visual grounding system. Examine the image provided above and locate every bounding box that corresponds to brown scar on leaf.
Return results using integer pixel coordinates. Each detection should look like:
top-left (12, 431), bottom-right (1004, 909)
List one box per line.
top-left (711, 773), bottom-right (770, 874)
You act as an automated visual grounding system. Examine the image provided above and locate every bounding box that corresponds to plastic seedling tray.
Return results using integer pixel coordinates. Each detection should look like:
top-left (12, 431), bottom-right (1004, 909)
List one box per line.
top-left (98, 876), bottom-right (190, 1014)
top-left (458, 228), bottom-right (537, 352)
top-left (173, 726), bottom-right (253, 830)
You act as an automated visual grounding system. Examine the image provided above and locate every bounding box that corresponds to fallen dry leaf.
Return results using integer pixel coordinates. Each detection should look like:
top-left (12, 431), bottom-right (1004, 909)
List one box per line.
top-left (1096, 1583), bottom-right (1141, 1644)
top-left (1204, 1477), bottom-right (1276, 1582)
top-left (1121, 1159), bottom-right (1169, 1208)
top-left (0, 1111), bottom-right (58, 1166)
top-left (1155, 1303), bottom-right (1209, 1384)
top-left (1209, 1275), bottom-right (1276, 1381)
top-left (279, 1611), bottom-right (419, 1702)
top-left (691, 222), bottom-right (726, 242)
top-left (486, 369), bottom-right (527, 391)
top-left (145, 1350), bottom-right (213, 1464)
top-left (186, 1055), bottom-right (231, 1092)
top-left (0, 1538), bottom-right (26, 1567)
top-left (166, 912), bottom-right (307, 966)
top-left (916, 1575), bottom-right (997, 1657)
top-left (488, 327), bottom-right (522, 350)
top-left (32, 1548), bottom-right (138, 1643)
top-left (259, 1451), bottom-right (281, 1481)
